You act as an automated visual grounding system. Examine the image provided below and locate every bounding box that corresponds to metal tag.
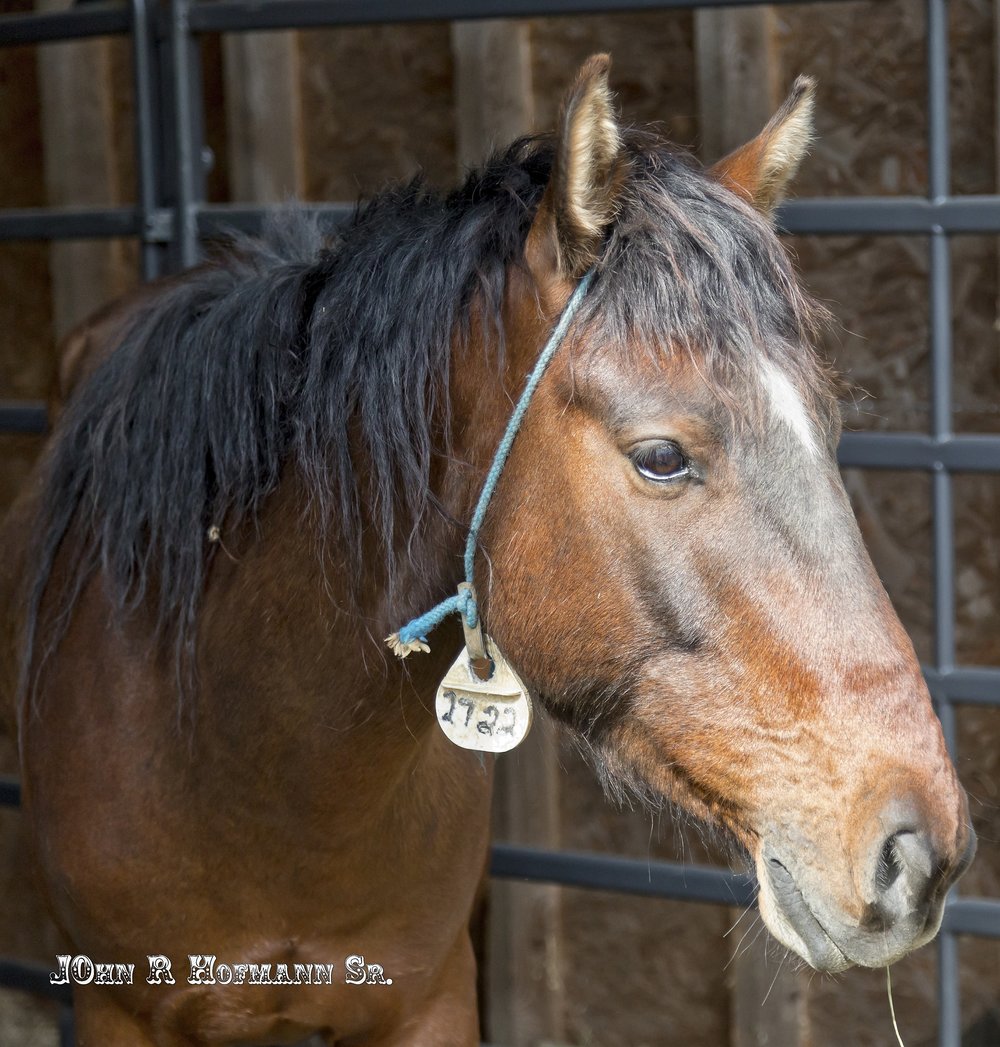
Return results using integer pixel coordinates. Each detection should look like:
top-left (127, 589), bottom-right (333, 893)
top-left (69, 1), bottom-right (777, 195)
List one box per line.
top-left (435, 636), bottom-right (533, 753)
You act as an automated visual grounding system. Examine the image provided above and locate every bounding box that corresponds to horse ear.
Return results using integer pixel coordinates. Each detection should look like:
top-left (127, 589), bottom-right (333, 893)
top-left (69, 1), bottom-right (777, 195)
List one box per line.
top-left (529, 53), bottom-right (625, 281)
top-left (710, 75), bottom-right (816, 215)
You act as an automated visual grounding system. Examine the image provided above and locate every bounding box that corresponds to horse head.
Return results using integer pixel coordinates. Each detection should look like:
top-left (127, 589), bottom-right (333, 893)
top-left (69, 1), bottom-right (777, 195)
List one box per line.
top-left (473, 56), bottom-right (973, 972)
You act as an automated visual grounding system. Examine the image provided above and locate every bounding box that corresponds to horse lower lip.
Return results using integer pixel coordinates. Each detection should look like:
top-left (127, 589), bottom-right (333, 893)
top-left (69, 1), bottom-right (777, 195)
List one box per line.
top-left (763, 855), bottom-right (851, 971)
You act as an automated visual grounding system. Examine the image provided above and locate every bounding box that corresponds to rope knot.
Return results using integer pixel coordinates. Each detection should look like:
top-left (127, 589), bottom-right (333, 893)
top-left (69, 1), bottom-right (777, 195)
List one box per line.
top-left (457, 587), bottom-right (478, 629)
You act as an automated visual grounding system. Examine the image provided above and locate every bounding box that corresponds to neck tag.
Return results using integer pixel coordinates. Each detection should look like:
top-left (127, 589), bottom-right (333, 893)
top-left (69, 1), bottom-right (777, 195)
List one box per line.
top-left (435, 637), bottom-right (533, 753)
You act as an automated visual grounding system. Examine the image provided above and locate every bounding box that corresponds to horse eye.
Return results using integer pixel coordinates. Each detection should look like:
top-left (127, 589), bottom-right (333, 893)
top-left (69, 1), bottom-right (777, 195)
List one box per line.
top-left (630, 442), bottom-right (690, 483)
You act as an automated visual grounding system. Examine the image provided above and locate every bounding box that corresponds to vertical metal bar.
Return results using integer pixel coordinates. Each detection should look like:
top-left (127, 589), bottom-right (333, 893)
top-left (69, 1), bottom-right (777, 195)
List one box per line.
top-left (186, 28), bottom-right (209, 206)
top-left (931, 233), bottom-right (954, 678)
top-left (927, 0), bottom-right (950, 204)
top-left (926, 0), bottom-right (959, 1043)
top-left (938, 923), bottom-right (960, 1047)
top-left (932, 468), bottom-right (955, 673)
top-left (130, 0), bottom-right (162, 280)
top-left (58, 1002), bottom-right (74, 1047)
top-left (169, 0), bottom-right (199, 268)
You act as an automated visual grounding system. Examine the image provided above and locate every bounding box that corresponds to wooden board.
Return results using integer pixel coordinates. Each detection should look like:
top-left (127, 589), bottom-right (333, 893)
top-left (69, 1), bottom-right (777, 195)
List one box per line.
top-left (222, 32), bottom-right (306, 202)
top-left (694, 9), bottom-right (778, 161)
top-left (451, 19), bottom-right (534, 177)
top-left (36, 0), bottom-right (131, 339)
top-left (450, 20), bottom-right (568, 1046)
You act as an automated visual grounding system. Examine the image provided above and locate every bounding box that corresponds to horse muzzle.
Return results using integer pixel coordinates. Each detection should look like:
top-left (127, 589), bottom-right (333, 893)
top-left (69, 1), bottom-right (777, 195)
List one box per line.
top-left (754, 808), bottom-right (977, 972)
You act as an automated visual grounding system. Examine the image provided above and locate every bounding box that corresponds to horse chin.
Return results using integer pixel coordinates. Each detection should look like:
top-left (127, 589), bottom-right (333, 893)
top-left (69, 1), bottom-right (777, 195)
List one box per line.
top-left (753, 847), bottom-right (945, 973)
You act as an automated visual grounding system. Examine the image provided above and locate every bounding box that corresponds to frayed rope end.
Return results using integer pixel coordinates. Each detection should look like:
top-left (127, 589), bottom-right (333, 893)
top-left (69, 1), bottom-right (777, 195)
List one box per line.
top-left (385, 633), bottom-right (431, 658)
top-left (388, 593), bottom-right (467, 659)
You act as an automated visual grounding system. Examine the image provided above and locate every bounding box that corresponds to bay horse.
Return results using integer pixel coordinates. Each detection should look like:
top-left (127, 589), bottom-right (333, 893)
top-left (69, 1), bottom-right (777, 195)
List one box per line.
top-left (0, 56), bottom-right (974, 1045)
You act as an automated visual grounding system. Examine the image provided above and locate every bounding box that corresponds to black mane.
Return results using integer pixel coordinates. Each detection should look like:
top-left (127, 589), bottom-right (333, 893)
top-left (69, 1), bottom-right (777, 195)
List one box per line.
top-left (22, 131), bottom-right (825, 701)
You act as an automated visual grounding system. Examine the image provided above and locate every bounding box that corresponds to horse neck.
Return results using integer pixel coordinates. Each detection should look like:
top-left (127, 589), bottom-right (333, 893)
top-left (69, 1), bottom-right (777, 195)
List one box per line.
top-left (190, 474), bottom-right (471, 830)
top-left (443, 267), bottom-right (551, 524)
top-left (195, 271), bottom-right (543, 718)
top-left (183, 288), bottom-right (542, 824)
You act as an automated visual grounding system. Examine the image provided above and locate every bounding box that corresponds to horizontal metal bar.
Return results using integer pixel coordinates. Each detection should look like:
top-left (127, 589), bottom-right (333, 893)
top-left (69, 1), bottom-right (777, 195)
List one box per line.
top-left (0, 777), bottom-right (20, 808)
top-left (5, 197), bottom-right (1000, 244)
top-left (838, 432), bottom-right (1000, 472)
top-left (492, 847), bottom-right (1000, 940)
top-left (0, 204), bottom-right (351, 244)
top-left (0, 959), bottom-right (72, 1003)
top-left (0, 0), bottom-right (881, 47)
top-left (0, 401), bottom-right (47, 435)
top-left (942, 898), bottom-right (1000, 938)
top-left (197, 203), bottom-right (354, 238)
top-left (780, 195), bottom-right (1000, 235)
top-left (187, 0), bottom-right (865, 34)
top-left (197, 197), bottom-right (1000, 240)
top-left (490, 843), bottom-right (756, 906)
top-left (925, 667), bottom-right (1000, 707)
top-left (0, 207), bottom-right (140, 242)
top-left (0, 3), bottom-right (130, 46)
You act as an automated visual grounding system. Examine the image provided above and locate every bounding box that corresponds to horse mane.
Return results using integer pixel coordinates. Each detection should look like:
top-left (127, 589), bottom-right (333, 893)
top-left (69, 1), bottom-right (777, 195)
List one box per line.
top-left (21, 130), bottom-right (827, 704)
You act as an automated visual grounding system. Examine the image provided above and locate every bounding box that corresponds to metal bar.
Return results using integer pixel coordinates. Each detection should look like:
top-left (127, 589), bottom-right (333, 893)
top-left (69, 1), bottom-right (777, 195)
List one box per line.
top-left (0, 207), bottom-right (141, 241)
top-left (491, 846), bottom-right (1000, 936)
top-left (169, 0), bottom-right (200, 269)
top-left (929, 233), bottom-right (955, 684)
top-left (59, 1006), bottom-right (74, 1047)
top-left (925, 667), bottom-right (1000, 705)
top-left (131, 0), bottom-right (165, 280)
top-left (837, 431), bottom-right (1000, 471)
top-left (7, 197), bottom-right (1000, 250)
top-left (186, 27), bottom-right (208, 213)
top-left (0, 959), bottom-right (72, 1004)
top-left (0, 777), bottom-right (21, 807)
top-left (13, 195), bottom-right (1000, 246)
top-left (927, 1), bottom-right (950, 206)
top-left (0, 3), bottom-right (129, 46)
top-left (197, 202), bottom-right (354, 238)
top-left (932, 472), bottom-right (956, 669)
top-left (927, 0), bottom-right (953, 662)
top-left (778, 195), bottom-right (1000, 235)
top-left (202, 197), bottom-right (1000, 237)
top-left (939, 928), bottom-right (960, 1047)
top-left (943, 898), bottom-right (1000, 938)
top-left (187, 0), bottom-right (872, 34)
top-left (925, 0), bottom-right (958, 1039)
top-left (491, 844), bottom-right (756, 906)
top-left (0, 401), bottom-right (47, 435)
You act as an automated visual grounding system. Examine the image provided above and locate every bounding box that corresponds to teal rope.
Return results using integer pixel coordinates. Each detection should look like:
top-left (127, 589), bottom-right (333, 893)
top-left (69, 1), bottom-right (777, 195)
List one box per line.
top-left (395, 270), bottom-right (594, 648)
top-left (394, 590), bottom-right (477, 648)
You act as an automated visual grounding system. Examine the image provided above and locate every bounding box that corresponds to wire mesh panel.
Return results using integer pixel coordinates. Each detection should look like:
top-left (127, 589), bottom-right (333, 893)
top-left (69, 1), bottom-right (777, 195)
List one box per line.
top-left (0, 1), bottom-right (998, 1044)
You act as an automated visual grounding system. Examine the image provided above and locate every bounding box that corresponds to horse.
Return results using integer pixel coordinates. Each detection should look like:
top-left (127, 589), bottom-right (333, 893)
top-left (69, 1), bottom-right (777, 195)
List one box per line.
top-left (0, 55), bottom-right (974, 1045)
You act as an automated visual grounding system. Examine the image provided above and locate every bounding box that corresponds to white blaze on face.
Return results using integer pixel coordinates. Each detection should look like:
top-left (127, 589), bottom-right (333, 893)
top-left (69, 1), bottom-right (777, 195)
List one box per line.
top-left (761, 359), bottom-right (819, 458)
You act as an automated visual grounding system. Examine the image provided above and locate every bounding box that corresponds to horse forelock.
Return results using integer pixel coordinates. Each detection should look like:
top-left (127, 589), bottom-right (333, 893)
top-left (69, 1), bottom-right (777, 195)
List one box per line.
top-left (570, 131), bottom-right (836, 436)
top-left (22, 129), bottom-right (835, 706)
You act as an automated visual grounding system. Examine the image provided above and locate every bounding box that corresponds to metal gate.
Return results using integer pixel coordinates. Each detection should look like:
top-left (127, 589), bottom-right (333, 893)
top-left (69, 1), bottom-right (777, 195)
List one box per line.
top-left (0, 1), bottom-right (998, 1044)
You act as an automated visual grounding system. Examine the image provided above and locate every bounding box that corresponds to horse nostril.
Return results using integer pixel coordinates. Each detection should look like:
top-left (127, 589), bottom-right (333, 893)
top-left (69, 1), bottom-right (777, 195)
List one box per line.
top-left (872, 828), bottom-right (937, 910)
top-left (767, 854), bottom-right (791, 880)
top-left (875, 836), bottom-right (903, 892)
